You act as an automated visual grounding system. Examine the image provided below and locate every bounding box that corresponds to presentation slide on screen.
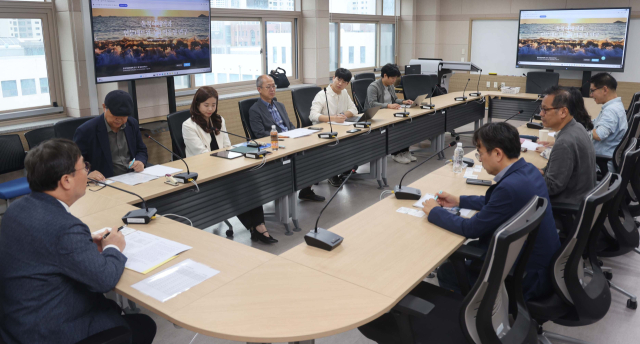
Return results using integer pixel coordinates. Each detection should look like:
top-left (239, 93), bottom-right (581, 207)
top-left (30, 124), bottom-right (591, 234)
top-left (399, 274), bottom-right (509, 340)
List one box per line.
top-left (517, 9), bottom-right (630, 70)
top-left (91, 0), bottom-right (211, 83)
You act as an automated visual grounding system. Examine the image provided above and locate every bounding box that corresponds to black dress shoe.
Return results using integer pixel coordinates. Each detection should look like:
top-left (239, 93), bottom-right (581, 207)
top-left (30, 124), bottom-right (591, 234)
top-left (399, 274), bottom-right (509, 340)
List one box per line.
top-left (251, 228), bottom-right (278, 244)
top-left (299, 188), bottom-right (326, 202)
top-left (328, 175), bottom-right (343, 187)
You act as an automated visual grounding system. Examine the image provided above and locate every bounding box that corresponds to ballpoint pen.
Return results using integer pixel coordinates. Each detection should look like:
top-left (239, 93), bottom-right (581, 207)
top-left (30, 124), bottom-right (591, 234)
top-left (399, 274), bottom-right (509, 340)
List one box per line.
top-left (103, 225), bottom-right (124, 240)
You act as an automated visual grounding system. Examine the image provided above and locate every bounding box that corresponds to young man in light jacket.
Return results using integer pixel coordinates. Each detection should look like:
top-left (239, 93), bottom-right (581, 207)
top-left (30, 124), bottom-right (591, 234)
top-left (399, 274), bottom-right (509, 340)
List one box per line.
top-left (365, 63), bottom-right (415, 164)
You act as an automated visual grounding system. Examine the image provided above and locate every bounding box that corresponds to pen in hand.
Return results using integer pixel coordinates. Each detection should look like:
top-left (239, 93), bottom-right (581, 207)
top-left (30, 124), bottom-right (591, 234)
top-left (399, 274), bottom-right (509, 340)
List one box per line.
top-left (128, 158), bottom-right (136, 169)
top-left (103, 226), bottom-right (124, 240)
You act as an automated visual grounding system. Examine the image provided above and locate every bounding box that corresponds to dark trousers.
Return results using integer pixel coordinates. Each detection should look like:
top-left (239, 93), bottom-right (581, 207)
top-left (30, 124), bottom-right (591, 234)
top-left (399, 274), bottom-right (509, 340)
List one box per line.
top-left (122, 314), bottom-right (156, 344)
top-left (236, 206), bottom-right (265, 229)
top-left (392, 147), bottom-right (410, 155)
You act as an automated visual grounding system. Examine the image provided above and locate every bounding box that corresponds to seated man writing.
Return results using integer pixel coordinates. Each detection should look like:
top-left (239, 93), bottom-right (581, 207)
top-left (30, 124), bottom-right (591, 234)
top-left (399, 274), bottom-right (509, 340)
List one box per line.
top-left (422, 122), bottom-right (560, 300)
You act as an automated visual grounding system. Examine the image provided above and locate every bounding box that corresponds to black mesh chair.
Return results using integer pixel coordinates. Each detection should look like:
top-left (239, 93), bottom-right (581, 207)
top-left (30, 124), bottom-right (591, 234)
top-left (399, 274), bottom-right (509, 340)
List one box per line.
top-left (525, 72), bottom-right (559, 94)
top-left (166, 110), bottom-right (191, 159)
top-left (359, 196), bottom-right (547, 344)
top-left (74, 326), bottom-right (130, 344)
top-left (402, 74), bottom-right (436, 101)
top-left (530, 173), bottom-right (620, 344)
top-left (626, 92), bottom-right (640, 120)
top-left (24, 126), bottom-right (55, 149)
top-left (238, 98), bottom-right (260, 140)
top-left (0, 135), bottom-right (30, 213)
top-left (596, 113), bottom-right (640, 174)
top-left (351, 78), bottom-right (374, 113)
top-left (291, 86), bottom-right (321, 128)
top-left (354, 72), bottom-right (375, 80)
top-left (54, 117), bottom-right (94, 140)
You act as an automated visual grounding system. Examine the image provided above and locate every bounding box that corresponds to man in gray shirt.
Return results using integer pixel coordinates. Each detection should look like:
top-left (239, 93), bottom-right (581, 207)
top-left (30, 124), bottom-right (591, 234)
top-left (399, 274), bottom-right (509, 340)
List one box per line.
top-left (540, 86), bottom-right (596, 205)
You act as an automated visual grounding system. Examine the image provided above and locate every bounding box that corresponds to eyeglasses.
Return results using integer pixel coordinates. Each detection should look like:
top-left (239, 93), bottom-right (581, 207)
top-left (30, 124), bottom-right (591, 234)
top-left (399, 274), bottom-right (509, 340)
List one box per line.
top-left (540, 107), bottom-right (561, 114)
top-left (72, 161), bottom-right (90, 174)
top-left (589, 87), bottom-right (603, 94)
top-left (262, 85), bottom-right (277, 90)
top-left (475, 152), bottom-right (481, 162)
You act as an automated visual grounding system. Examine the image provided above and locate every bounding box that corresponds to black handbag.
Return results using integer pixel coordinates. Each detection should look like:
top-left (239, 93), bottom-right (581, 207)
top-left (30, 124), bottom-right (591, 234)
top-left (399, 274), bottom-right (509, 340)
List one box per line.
top-left (269, 67), bottom-right (290, 89)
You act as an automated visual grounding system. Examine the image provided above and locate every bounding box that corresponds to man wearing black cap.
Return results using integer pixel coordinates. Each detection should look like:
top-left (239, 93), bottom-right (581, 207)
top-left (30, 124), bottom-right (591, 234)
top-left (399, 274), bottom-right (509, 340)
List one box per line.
top-left (74, 90), bottom-right (148, 181)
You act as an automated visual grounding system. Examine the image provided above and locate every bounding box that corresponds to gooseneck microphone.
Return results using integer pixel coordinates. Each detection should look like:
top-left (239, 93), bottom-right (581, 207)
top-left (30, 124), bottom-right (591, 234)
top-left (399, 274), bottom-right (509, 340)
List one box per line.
top-left (305, 165), bottom-right (358, 251)
top-left (454, 79), bottom-right (471, 101)
top-left (394, 140), bottom-right (459, 200)
top-left (469, 69), bottom-right (482, 97)
top-left (318, 87), bottom-right (338, 139)
top-left (144, 133), bottom-right (198, 183)
top-left (503, 109), bottom-right (524, 123)
top-left (423, 85), bottom-right (437, 109)
top-left (218, 129), bottom-right (261, 148)
top-left (88, 178), bottom-right (157, 224)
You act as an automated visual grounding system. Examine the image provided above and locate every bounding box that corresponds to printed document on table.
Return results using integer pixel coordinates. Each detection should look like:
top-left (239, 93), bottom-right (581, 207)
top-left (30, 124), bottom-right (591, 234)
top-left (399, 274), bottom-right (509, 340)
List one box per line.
top-left (141, 165), bottom-right (183, 177)
top-left (329, 121), bottom-right (354, 126)
top-left (521, 139), bottom-right (541, 151)
top-left (92, 226), bottom-right (137, 236)
top-left (413, 193), bottom-right (436, 208)
top-left (131, 259), bottom-right (220, 302)
top-left (278, 128), bottom-right (320, 139)
top-left (108, 172), bottom-right (159, 186)
top-left (122, 231), bottom-right (192, 274)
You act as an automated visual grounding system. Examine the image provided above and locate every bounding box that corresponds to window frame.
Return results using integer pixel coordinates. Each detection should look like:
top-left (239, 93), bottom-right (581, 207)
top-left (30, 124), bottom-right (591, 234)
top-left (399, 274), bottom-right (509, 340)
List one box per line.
top-left (0, 2), bottom-right (64, 119)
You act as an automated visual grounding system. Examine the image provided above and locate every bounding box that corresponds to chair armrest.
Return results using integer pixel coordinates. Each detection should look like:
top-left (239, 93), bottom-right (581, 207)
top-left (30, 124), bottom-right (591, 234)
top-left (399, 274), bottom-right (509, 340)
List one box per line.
top-left (552, 202), bottom-right (580, 215)
top-left (391, 294), bottom-right (435, 318)
top-left (450, 244), bottom-right (485, 261)
top-left (449, 244), bottom-right (485, 296)
top-left (75, 326), bottom-right (130, 344)
top-left (596, 154), bottom-right (612, 174)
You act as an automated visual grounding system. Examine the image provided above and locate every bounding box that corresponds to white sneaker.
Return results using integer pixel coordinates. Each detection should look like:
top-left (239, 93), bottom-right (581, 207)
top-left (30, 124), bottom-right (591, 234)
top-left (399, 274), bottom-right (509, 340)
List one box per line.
top-left (393, 153), bottom-right (411, 164)
top-left (407, 151), bottom-right (417, 161)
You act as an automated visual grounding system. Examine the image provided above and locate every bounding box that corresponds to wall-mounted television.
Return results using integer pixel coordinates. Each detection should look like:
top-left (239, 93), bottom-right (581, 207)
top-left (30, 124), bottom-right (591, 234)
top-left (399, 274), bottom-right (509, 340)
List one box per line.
top-left (89, 0), bottom-right (211, 83)
top-left (516, 8), bottom-right (631, 72)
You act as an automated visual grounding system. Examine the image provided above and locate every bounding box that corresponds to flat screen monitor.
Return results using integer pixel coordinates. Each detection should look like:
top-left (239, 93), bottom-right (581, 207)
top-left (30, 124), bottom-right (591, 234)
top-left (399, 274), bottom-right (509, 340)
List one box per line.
top-left (516, 8), bottom-right (631, 72)
top-left (90, 0), bottom-right (212, 83)
top-left (405, 65), bottom-right (421, 75)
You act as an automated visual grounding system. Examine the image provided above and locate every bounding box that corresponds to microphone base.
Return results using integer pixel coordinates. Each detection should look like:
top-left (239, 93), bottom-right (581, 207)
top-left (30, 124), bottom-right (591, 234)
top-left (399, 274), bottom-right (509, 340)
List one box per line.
top-left (533, 114), bottom-right (542, 121)
top-left (354, 122), bottom-right (371, 128)
top-left (462, 158), bottom-right (475, 167)
top-left (174, 172), bottom-right (198, 183)
top-left (394, 112), bottom-right (410, 117)
top-left (454, 96), bottom-right (468, 101)
top-left (526, 122), bottom-right (544, 130)
top-left (469, 92), bottom-right (482, 96)
top-left (122, 208), bottom-right (157, 224)
top-left (246, 142), bottom-right (261, 148)
top-left (304, 228), bottom-right (344, 251)
top-left (244, 150), bottom-right (270, 159)
top-left (318, 132), bottom-right (338, 139)
top-left (520, 135), bottom-right (538, 142)
top-left (421, 104), bottom-right (436, 110)
top-left (394, 185), bottom-right (422, 200)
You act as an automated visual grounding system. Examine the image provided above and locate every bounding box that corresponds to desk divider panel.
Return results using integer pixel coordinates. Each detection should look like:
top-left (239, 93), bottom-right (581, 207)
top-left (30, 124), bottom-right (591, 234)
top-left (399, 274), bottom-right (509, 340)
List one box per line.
top-left (444, 101), bottom-right (486, 132)
top-left (488, 97), bottom-right (541, 122)
top-left (293, 128), bottom-right (387, 190)
top-left (138, 159), bottom-right (294, 229)
top-left (387, 112), bottom-right (445, 154)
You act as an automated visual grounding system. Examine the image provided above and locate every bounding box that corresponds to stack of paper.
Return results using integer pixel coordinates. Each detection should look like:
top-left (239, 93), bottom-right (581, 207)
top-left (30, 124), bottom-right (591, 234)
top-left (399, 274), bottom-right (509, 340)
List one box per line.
top-left (329, 121), bottom-right (355, 126)
top-left (278, 128), bottom-right (321, 139)
top-left (141, 165), bottom-right (183, 177)
top-left (521, 139), bottom-right (541, 151)
top-left (411, 193), bottom-right (474, 217)
top-left (121, 231), bottom-right (192, 274)
top-left (464, 167), bottom-right (479, 179)
top-left (108, 173), bottom-right (159, 186)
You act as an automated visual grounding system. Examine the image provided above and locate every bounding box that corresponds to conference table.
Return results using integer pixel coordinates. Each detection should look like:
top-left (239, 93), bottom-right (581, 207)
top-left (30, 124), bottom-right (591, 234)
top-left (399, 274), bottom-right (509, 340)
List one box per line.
top-left (74, 90), bottom-right (601, 343)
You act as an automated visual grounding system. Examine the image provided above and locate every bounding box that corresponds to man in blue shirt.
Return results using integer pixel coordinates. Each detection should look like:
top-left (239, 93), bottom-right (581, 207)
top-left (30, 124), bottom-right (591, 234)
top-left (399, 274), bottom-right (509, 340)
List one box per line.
top-left (590, 73), bottom-right (627, 171)
top-left (422, 123), bottom-right (560, 300)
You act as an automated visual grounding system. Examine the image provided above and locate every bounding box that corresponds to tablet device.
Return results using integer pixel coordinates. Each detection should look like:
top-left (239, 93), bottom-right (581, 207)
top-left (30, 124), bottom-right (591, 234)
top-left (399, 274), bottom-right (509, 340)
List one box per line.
top-left (211, 151), bottom-right (243, 159)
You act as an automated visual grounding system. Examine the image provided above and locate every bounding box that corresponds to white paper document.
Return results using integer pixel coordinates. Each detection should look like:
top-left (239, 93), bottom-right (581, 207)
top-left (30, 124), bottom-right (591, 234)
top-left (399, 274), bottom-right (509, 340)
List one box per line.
top-left (131, 259), bottom-right (220, 302)
top-left (459, 208), bottom-right (474, 217)
top-left (108, 172), bottom-right (159, 186)
top-left (397, 207), bottom-right (426, 218)
top-left (141, 165), bottom-right (183, 177)
top-left (278, 128), bottom-right (320, 139)
top-left (92, 226), bottom-right (137, 236)
top-left (329, 121), bottom-right (354, 126)
top-left (473, 165), bottom-right (483, 172)
top-left (122, 231), bottom-right (192, 273)
top-left (521, 139), bottom-right (541, 151)
top-left (412, 193), bottom-right (436, 208)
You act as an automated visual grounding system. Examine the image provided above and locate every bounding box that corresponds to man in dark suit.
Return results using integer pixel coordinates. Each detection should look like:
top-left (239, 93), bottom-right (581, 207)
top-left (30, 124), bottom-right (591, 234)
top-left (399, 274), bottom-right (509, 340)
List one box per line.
top-left (74, 90), bottom-right (148, 181)
top-left (422, 123), bottom-right (560, 301)
top-left (0, 139), bottom-right (156, 344)
top-left (249, 75), bottom-right (325, 202)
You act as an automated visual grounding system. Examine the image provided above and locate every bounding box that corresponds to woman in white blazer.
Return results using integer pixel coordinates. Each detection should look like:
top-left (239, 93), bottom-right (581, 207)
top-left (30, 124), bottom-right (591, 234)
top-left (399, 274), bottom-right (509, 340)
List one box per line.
top-left (182, 86), bottom-right (277, 244)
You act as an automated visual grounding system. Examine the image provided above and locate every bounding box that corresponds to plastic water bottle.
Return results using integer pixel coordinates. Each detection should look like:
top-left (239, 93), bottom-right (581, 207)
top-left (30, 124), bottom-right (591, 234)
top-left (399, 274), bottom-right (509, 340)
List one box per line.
top-left (270, 125), bottom-right (279, 151)
top-left (453, 142), bottom-right (464, 173)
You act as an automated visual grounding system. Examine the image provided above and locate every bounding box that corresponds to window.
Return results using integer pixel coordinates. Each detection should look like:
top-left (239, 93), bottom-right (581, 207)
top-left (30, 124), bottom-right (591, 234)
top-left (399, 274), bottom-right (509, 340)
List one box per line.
top-left (217, 73), bottom-right (227, 83)
top-left (174, 75), bottom-right (190, 90)
top-left (230, 74), bottom-right (239, 82)
top-left (39, 78), bottom-right (48, 93)
top-left (330, 0), bottom-right (375, 15)
top-left (211, 0), bottom-right (294, 10)
top-left (380, 24), bottom-right (395, 65)
top-left (340, 23), bottom-right (376, 69)
top-left (20, 79), bottom-right (36, 96)
top-left (242, 74), bottom-right (252, 81)
top-left (266, 21), bottom-right (292, 76)
top-left (329, 22), bottom-right (338, 71)
top-left (1, 81), bottom-right (18, 98)
top-left (250, 30), bottom-right (255, 46)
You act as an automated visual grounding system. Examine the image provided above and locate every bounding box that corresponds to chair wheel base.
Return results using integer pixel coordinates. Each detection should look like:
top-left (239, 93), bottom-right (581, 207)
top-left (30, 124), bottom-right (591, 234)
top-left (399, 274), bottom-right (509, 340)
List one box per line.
top-left (225, 229), bottom-right (234, 237)
top-left (627, 299), bottom-right (637, 310)
top-left (604, 271), bottom-right (613, 280)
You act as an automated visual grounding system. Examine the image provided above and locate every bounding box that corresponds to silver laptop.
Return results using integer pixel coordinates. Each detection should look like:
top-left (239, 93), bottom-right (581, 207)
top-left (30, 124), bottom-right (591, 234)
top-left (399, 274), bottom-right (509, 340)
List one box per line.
top-left (400, 94), bottom-right (429, 109)
top-left (346, 106), bottom-right (382, 122)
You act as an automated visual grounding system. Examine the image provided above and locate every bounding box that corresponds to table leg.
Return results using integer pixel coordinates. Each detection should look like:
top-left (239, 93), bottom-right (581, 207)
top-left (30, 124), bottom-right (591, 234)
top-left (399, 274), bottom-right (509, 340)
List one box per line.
top-left (381, 156), bottom-right (388, 187)
top-left (289, 191), bottom-right (301, 232)
top-left (275, 196), bottom-right (293, 236)
top-left (289, 341), bottom-right (315, 344)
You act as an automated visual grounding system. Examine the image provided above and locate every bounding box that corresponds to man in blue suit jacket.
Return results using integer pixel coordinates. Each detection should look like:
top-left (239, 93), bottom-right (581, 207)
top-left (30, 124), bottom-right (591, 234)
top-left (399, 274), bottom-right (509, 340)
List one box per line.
top-left (0, 139), bottom-right (156, 344)
top-left (422, 123), bottom-right (561, 301)
top-left (74, 90), bottom-right (148, 180)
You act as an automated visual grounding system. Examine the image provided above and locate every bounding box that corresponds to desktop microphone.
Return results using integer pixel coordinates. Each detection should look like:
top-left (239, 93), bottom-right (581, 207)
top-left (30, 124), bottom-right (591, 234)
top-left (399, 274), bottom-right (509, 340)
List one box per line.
top-left (305, 165), bottom-right (359, 251)
top-left (217, 130), bottom-right (269, 159)
top-left (318, 87), bottom-right (338, 139)
top-left (218, 129), bottom-right (261, 148)
top-left (503, 109), bottom-right (524, 123)
top-left (144, 133), bottom-right (198, 183)
top-left (522, 73), bottom-right (545, 98)
top-left (422, 85), bottom-right (438, 109)
top-left (88, 178), bottom-right (157, 224)
top-left (454, 79), bottom-right (470, 101)
top-left (394, 140), bottom-right (459, 200)
top-left (469, 69), bottom-right (482, 97)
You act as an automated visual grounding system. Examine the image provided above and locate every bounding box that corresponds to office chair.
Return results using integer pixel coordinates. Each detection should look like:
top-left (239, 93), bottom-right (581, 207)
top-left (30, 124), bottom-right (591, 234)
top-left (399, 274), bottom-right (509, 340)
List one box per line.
top-left (24, 126), bottom-right (55, 149)
top-left (237, 98), bottom-right (260, 140)
top-left (401, 74), bottom-right (436, 102)
top-left (525, 72), bottom-right (559, 95)
top-left (626, 92), bottom-right (640, 120)
top-left (359, 196), bottom-right (547, 344)
top-left (530, 173), bottom-right (620, 344)
top-left (354, 72), bottom-right (375, 80)
top-left (594, 139), bottom-right (640, 309)
top-left (596, 113), bottom-right (640, 174)
top-left (165, 109), bottom-right (234, 236)
top-left (54, 117), bottom-right (94, 140)
top-left (74, 326), bottom-right (130, 344)
top-left (0, 135), bottom-right (30, 217)
top-left (351, 78), bottom-right (374, 113)
top-left (291, 86), bottom-right (321, 128)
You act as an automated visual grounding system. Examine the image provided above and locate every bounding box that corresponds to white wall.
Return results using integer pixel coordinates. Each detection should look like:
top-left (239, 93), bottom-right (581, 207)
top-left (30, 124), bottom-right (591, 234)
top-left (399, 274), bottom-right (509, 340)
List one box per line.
top-left (470, 19), bottom-right (640, 82)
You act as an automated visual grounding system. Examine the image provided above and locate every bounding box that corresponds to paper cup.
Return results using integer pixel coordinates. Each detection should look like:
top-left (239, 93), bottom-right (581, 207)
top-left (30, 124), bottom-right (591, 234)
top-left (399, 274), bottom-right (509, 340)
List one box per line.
top-left (539, 130), bottom-right (549, 142)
